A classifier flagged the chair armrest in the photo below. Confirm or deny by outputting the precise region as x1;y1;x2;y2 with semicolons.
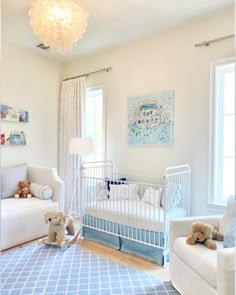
217;248;235;295
27;166;64;209
169;215;223;252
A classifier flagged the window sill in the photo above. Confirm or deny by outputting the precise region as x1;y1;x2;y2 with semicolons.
207;203;226;215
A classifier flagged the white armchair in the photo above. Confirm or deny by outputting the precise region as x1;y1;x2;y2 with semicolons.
169;195;235;295
1;166;64;250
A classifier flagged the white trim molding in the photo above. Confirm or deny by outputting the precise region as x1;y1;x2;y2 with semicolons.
207;203;226;215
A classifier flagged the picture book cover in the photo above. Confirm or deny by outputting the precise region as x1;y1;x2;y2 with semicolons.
19;110;29;123
1;105;9;120
11;132;26;145
8;108;19;122
0;134;5;145
4;132;11;145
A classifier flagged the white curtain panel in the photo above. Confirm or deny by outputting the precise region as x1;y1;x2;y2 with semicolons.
59;77;85;217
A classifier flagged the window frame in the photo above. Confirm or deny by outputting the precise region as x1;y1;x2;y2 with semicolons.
81;85;106;162
208;57;235;207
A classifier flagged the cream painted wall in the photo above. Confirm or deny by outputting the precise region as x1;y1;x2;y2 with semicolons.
1;44;62;168
62;9;235;215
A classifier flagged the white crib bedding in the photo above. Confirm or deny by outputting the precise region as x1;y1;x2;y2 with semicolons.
84;200;186;232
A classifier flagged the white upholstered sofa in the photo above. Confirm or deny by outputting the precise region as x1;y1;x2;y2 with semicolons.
169;195;235;295
1;164;64;250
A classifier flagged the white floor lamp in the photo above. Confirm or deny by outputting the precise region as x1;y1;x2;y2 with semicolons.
69;137;93;217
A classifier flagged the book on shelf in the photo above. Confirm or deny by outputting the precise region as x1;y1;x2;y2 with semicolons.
0;131;26;145
11;131;26;145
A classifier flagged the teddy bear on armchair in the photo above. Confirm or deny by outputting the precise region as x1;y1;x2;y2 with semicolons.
186;221;224;250
15;180;32;199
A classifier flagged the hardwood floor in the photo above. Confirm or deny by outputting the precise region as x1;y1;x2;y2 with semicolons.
2;237;170;281
79;239;170;281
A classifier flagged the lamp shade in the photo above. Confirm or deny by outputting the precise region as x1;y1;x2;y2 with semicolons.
69;138;93;155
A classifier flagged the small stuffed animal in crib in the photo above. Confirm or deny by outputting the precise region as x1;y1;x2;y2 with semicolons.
186;222;224;250
15;180;32;198
44;210;75;244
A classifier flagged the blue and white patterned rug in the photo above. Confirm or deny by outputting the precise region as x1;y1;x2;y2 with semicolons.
1;244;179;295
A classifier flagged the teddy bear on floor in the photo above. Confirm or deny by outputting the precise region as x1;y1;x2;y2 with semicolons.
186;222;224;250
44;210;75;244
15;180;32;199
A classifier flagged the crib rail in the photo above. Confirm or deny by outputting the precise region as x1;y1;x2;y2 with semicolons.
80;161;191;265
81;161;113;179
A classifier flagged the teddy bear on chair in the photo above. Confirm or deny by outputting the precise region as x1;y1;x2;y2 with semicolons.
44;210;75;244
186;221;224;250
15;180;32;199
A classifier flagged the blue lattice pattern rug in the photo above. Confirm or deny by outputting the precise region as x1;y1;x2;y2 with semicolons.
1;244;179;295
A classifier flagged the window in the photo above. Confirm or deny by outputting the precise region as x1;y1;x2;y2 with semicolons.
209;58;235;206
81;86;106;162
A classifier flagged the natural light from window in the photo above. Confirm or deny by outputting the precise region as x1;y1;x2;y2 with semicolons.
82;87;105;163
209;59;235;206
222;67;235;199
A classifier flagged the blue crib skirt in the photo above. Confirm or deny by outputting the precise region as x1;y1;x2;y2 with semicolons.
82;226;120;249
82;214;166;265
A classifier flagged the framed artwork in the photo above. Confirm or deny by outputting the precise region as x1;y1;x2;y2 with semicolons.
128;89;174;145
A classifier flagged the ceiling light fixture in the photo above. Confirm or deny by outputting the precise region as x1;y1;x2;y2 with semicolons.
29;0;88;54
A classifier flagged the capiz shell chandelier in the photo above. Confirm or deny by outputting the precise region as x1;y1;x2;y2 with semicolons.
29;0;88;54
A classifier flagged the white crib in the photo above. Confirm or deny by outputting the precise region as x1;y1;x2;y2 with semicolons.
80;161;191;265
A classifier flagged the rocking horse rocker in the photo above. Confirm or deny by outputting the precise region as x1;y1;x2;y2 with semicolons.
38;210;80;247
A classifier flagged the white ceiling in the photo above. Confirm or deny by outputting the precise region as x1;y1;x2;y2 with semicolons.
2;0;234;63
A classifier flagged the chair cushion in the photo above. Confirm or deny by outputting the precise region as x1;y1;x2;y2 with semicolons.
0;163;27;199
1;197;54;214
220;195;236;235
173;237;224;288
223;217;236;248
1;197;58;250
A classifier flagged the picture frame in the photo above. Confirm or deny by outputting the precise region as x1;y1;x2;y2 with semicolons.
127;90;174;145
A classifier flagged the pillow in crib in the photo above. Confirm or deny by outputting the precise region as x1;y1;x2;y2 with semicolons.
142;187;163;207
30;182;53;200
109;184;139;200
96;183;110;201
105;177;127;191
161;182;182;211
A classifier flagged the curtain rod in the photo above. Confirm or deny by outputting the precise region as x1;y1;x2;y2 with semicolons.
63;67;112;81
194;34;235;47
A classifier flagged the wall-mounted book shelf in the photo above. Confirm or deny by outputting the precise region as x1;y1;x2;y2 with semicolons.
1;104;29;123
0;104;28;146
0;131;26;146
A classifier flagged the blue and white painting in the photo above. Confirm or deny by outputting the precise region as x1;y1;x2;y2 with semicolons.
128;90;174;145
